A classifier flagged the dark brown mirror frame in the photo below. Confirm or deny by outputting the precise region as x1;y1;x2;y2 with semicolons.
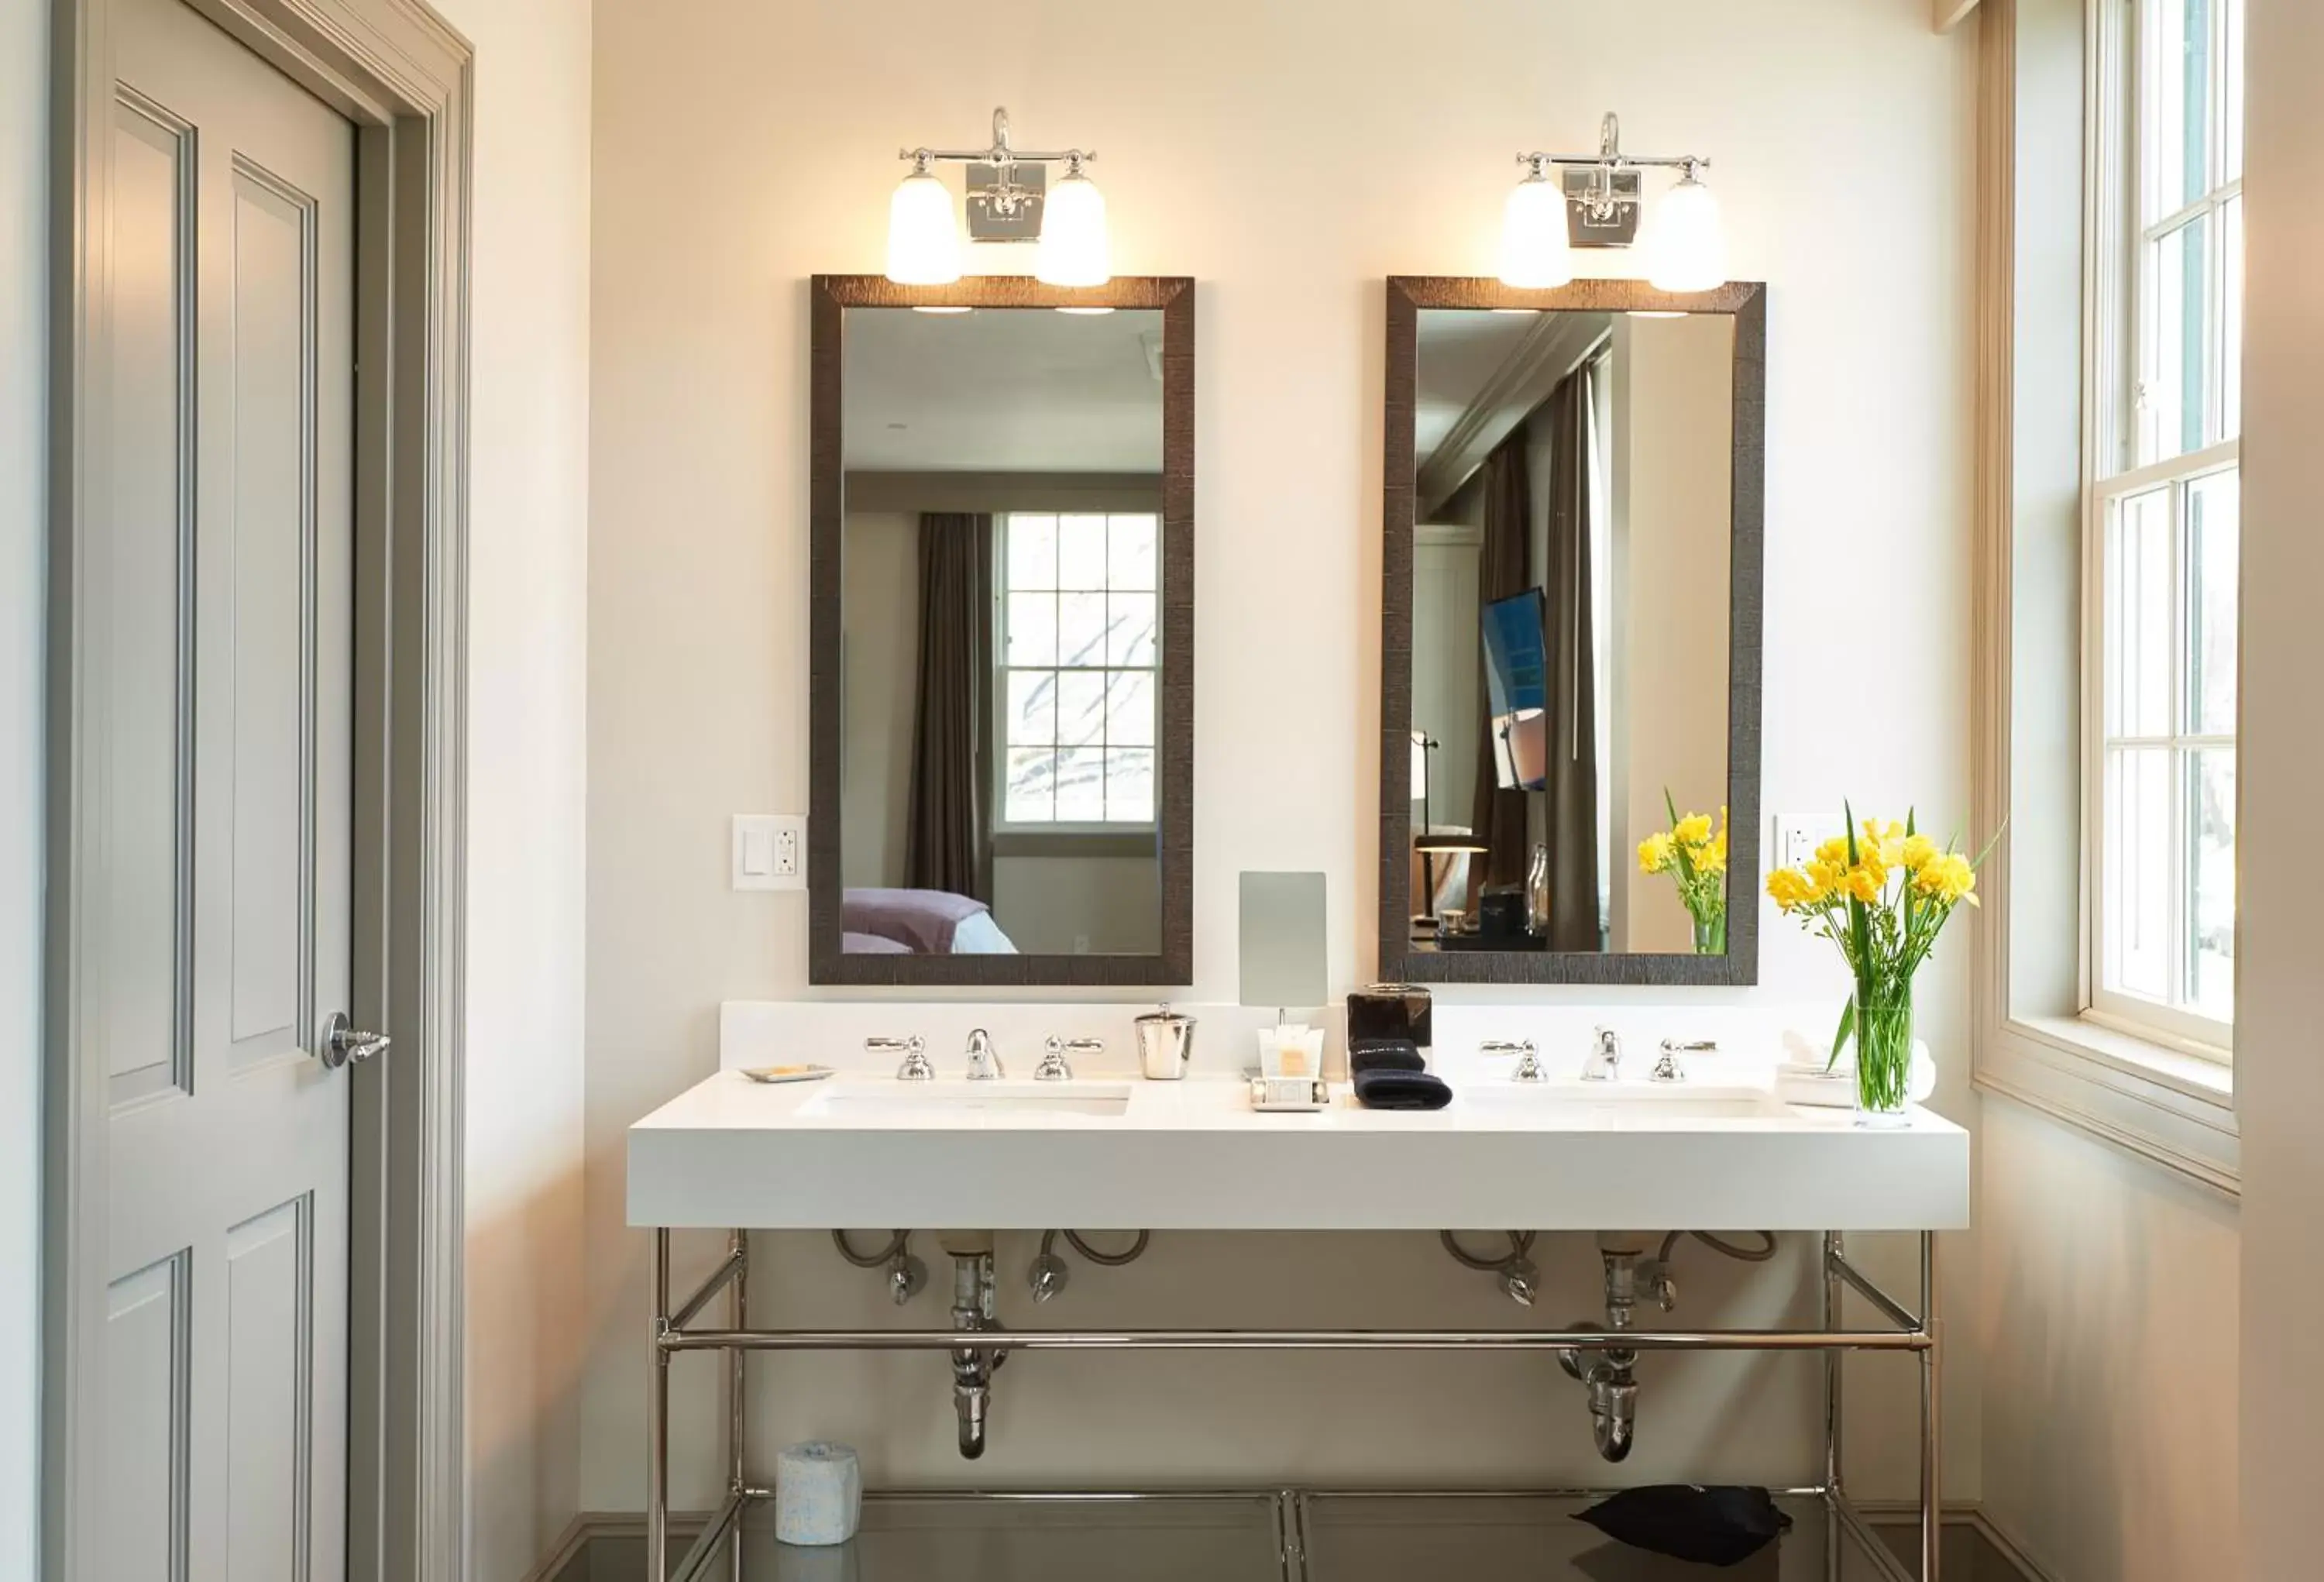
808;273;1195;986
1377;275;1766;985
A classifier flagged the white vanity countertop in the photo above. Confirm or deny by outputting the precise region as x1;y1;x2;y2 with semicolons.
627;1006;1969;1233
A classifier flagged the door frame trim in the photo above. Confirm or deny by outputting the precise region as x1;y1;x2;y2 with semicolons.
43;2;473;1578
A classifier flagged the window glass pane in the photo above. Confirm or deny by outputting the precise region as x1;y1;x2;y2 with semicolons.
1105;671;1155;748
2105;746;2176;1003
1109;514;1158;592
1006;749;1055;824
2143;0;2212;226
1055;671;1105;748
1006;593;1056;666
2223;0;2244;182
1055;748;1106;823
2106;487;2176;738
2188;747;2236;1020
1057;592;1107;666
1007;514;1057;593
1107;592;1157;668
2143;215;2212;463
1106;748;1156;824
1057;514;1109;590
2186;469;2238;736
1006;670;1055;748
2220;194;2243;440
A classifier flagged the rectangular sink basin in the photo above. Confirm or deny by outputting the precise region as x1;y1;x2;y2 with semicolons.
1460;1082;1790;1122
799;1080;1134;1122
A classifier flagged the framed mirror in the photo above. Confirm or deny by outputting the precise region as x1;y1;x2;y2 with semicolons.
810;274;1194;985
1377;277;1765;985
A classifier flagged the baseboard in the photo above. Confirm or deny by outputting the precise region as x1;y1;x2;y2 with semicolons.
1961;1508;2060;1582
529;1498;2049;1581
521;1510;714;1582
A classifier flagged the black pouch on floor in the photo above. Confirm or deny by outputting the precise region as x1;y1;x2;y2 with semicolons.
1573;1485;1792;1567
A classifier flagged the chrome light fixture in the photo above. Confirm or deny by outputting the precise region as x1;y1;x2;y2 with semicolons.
1499;113;1727;294
885;107;1109;288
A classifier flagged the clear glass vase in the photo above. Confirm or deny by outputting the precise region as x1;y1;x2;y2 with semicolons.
1692;911;1726;955
1852;988;1914;1129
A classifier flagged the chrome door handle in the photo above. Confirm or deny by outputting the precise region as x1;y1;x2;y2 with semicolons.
318;1011;391;1071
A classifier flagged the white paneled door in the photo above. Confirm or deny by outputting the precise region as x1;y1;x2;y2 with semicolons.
98;0;357;1576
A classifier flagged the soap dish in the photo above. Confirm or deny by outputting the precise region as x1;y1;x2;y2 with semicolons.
1248;1075;1332;1113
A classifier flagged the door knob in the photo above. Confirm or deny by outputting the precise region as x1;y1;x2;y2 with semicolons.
318;1011;391;1071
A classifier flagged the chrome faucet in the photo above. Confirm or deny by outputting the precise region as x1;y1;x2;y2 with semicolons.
873;1035;933;1082
1582;1027;1622;1082
965;1028;1005;1081
1652;1038;1716;1084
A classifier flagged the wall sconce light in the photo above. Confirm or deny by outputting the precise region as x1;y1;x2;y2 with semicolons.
1499;112;1727;294
885;107;1109;288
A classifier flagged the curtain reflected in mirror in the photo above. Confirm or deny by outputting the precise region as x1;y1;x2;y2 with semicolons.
1409;307;1734;956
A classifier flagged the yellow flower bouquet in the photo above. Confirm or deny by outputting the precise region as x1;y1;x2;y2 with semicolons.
1765;805;1991;1125
1638;793;1728;954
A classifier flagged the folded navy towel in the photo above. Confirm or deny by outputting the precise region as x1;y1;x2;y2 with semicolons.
1352;1066;1452;1110
1348;1039;1425;1073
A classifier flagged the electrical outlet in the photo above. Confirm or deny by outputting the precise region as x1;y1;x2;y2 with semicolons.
1772;814;1818;871
733;813;806;892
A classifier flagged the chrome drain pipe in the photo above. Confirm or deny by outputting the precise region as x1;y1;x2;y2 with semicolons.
1559;1234;1661;1463
944;1242;1005;1459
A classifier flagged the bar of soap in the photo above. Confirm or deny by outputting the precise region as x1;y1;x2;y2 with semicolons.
774;1441;862;1546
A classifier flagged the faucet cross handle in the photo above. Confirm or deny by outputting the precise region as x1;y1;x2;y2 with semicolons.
1480;1038;1545;1084
872;1034;933;1082
965;1027;1005;1081
1652;1038;1717;1083
1583;1026;1622;1082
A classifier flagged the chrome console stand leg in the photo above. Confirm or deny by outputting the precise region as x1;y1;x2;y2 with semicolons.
1823;1229;1844;1582
1920;1230;1941;1581
728;1229;749;1581
649;1226;672;1582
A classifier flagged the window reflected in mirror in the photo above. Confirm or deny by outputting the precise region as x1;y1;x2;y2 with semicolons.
1408;307;1734;957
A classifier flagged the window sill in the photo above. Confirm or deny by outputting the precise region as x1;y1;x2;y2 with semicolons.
1975;1012;2239;1196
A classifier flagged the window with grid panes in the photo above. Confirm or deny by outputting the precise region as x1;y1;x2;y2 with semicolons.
2085;0;2242;1051
996;512;1160;828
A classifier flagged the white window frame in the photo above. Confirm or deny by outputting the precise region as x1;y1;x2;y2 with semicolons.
991;509;1162;835
2079;0;2240;1059
1968;0;2238;1197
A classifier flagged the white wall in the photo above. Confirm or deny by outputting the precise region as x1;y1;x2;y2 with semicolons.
1976;1102;2241;1580
2238;0;2324;1573
586;0;1977;1515
430;0;594;1576
2;0;46;1570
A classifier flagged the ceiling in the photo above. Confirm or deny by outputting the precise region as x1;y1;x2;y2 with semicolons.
843;306;1165;473
1415;310;1548;472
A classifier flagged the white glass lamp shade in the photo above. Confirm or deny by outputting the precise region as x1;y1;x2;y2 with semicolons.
1034;169;1110;287
1497;174;1574;290
1644;174;1727;294
885;170;962;286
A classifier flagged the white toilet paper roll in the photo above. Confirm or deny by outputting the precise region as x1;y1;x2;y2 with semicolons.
773;1442;862;1548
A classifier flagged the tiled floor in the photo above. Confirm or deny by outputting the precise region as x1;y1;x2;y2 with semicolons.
597;1493;2026;1581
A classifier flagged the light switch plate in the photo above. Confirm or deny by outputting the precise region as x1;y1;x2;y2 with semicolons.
733;813;806;892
